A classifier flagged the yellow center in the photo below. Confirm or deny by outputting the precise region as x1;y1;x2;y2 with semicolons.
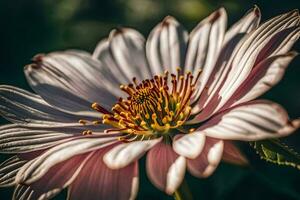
90;69;201;142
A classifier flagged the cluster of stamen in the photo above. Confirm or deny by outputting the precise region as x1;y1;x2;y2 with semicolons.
89;68;201;141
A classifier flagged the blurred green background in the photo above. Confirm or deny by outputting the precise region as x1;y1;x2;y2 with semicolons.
0;0;300;199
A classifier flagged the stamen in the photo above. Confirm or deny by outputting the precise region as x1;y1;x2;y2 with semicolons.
192;69;202;86
90;69;202;142
91;103;111;115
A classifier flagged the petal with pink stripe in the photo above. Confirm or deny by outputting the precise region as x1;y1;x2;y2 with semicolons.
187;137;224;178
68;147;139;200
146;141;186;195
199;100;300;141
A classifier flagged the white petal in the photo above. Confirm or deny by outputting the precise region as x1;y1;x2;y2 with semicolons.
0;122;107;153
0;156;27;187
24;51;117;111
93;28;152;83
203;140;224;177
201;100;300;141
224;6;261;44
103;138;161;169
93;39;130;85
0;85;99;123
185;8;227;102
173;132;206;159
146;16;188;75
13;184;34;200
0;124;76;153
130;176;139;200
207;140;224;164
109;28;152;80
16;137;117;184
166;156;186;195
185;8;227;73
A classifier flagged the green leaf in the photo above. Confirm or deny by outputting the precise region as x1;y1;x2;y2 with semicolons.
250;139;300;170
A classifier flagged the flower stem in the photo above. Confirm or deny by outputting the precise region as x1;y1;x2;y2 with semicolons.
173;179;193;200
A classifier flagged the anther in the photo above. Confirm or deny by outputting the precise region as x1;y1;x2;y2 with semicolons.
189;128;195;133
82;130;92;135
92;102;112;115
132;77;138;86
79;119;88;125
92;120;102;125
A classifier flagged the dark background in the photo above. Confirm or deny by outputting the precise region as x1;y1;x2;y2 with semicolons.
0;0;300;199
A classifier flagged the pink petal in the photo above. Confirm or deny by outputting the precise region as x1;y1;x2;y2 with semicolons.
28;153;91;199
69;146;139;200
187;137;224;178
146;141;186;194
222;141;248;165
16;137;118;184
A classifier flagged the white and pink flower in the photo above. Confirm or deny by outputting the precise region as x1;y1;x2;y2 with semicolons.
0;6;299;200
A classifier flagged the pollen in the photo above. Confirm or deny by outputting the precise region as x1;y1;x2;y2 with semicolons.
92;68;201;141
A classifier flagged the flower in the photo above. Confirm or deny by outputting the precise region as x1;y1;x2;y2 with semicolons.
0;5;299;200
